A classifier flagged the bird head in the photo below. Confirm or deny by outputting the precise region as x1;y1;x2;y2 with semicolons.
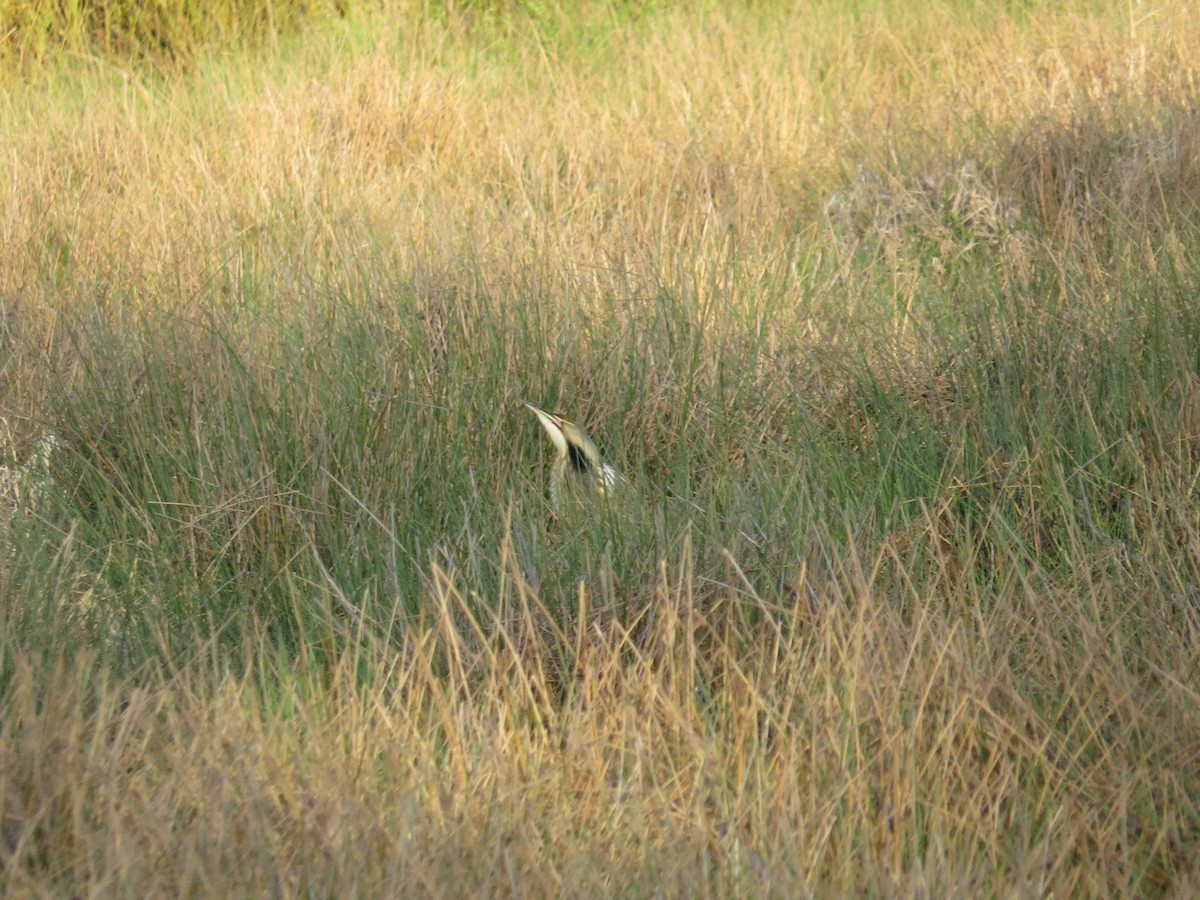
523;401;570;455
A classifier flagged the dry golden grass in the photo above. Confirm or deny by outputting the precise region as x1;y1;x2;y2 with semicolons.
3;0;1200;894
3;1;1195;306
6;537;1197;895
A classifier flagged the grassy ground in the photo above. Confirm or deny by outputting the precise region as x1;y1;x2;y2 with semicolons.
2;0;1200;893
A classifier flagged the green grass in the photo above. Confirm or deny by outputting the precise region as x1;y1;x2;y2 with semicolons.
2;0;1200;894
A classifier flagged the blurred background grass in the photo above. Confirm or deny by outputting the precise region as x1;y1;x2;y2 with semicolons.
2;0;1199;894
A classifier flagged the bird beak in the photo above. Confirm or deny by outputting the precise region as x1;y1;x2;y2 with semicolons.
523;400;569;457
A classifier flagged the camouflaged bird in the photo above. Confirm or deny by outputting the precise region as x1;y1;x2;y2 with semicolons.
523;401;619;514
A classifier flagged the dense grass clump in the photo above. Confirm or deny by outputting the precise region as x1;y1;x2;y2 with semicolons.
1;0;341;68
2;1;1200;894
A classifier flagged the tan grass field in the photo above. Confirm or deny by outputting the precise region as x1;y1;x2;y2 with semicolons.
2;0;1200;894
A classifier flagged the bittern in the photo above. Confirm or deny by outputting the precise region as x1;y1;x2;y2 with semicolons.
523;401;618;513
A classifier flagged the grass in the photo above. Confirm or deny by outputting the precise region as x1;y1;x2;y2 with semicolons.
2;0;1200;893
